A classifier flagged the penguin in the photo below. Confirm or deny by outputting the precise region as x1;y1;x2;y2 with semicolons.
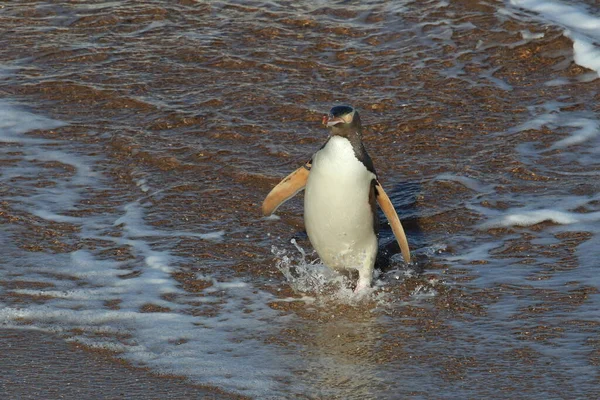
262;105;410;291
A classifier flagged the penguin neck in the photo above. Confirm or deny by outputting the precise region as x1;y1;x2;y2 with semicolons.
332;126;361;147
329;128;376;176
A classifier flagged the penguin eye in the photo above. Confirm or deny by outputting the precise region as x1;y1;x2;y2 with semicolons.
342;112;354;124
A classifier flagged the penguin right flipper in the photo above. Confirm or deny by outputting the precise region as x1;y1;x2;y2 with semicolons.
374;180;411;263
262;161;311;216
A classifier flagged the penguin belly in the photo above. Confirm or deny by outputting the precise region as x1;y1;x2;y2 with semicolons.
304;136;378;285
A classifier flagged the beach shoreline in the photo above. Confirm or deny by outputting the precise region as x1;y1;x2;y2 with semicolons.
0;328;241;400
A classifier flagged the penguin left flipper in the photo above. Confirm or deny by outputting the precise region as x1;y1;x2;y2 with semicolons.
374;180;411;263
262;161;311;216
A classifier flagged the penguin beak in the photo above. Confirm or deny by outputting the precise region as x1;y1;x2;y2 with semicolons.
323;114;344;127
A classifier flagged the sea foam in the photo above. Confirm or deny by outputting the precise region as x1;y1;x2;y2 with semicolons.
511;0;600;76
0;101;290;397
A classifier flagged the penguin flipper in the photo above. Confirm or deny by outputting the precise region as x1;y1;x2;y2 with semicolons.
375;181;411;263
262;162;311;216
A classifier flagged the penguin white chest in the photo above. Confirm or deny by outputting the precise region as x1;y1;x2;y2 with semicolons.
304;136;378;273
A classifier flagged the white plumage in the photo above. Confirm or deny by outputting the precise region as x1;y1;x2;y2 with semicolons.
304;135;378;290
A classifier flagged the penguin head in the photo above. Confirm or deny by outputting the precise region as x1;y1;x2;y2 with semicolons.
322;105;362;134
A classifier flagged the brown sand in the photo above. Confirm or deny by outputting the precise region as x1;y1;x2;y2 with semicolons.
0;329;239;400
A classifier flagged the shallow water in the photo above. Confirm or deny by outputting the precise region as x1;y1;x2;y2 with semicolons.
1;0;600;398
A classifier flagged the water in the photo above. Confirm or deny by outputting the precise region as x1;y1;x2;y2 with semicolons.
1;0;600;398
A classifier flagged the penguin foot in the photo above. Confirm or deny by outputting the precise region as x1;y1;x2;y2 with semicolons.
354;281;371;293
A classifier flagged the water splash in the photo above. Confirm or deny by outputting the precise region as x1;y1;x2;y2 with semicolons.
272;240;352;296
272;239;445;307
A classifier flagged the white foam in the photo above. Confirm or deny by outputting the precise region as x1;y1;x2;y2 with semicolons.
481;66;513;91
410;284;438;299
132;21;168;36
135;177;150;192
510;0;600;76
0;64;21;78
0;100;291;397
0;219;287;397
521;29;545;40
434;173;495;193
461;181;600;289
509;110;557;133
0;101;65;142
115;202;225;240
511;0;600;29
459;85;600;292
551;117;600;148
0;105;104;216
506;101;600;166
544;77;570;86
481;209;600;228
569;31;600;75
264;214;281;221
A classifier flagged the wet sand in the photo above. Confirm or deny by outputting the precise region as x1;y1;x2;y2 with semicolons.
0;329;240;399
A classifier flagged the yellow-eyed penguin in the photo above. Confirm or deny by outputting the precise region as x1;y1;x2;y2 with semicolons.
262;105;410;291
